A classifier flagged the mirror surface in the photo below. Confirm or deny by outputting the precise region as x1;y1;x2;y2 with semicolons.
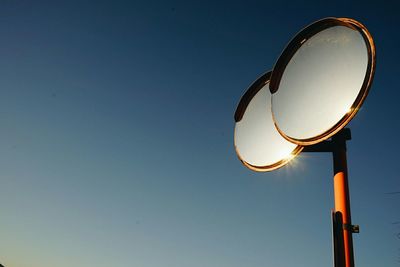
272;25;369;142
235;80;301;171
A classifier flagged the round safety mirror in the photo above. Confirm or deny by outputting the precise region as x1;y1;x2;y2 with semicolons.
234;72;303;171
269;18;376;145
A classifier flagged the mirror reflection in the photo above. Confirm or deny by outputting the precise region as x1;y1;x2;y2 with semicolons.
235;80;301;171
272;25;370;143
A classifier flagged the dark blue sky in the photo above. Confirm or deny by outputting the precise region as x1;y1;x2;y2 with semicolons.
0;1;399;267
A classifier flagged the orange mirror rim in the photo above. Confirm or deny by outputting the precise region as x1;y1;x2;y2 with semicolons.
234;71;303;172
269;17;376;146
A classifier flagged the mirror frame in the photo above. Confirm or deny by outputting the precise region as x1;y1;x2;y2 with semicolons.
234;71;303;171
269;17;376;145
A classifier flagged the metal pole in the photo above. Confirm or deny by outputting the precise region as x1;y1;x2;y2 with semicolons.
303;128;358;267
332;131;355;267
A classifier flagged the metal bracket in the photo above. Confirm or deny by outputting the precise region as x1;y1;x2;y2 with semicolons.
302;128;352;153
343;223;360;233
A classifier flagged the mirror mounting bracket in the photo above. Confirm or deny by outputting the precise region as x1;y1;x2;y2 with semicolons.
302;128;351;153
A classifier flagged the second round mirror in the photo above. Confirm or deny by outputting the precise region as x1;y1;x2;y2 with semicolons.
234;72;302;171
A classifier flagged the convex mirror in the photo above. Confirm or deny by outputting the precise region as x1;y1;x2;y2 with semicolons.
269;18;376;145
234;72;303;171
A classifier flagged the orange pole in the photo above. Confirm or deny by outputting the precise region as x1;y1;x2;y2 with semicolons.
332;137;354;267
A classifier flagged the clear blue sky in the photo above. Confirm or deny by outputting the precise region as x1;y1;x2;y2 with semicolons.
0;1;399;266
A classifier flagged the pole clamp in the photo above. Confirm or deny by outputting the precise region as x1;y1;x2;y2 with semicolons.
343;223;360;233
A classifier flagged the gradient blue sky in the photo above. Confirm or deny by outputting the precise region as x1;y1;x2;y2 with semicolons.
0;1;399;267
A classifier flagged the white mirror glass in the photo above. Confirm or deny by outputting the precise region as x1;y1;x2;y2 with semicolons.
272;25;369;142
235;81;300;171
